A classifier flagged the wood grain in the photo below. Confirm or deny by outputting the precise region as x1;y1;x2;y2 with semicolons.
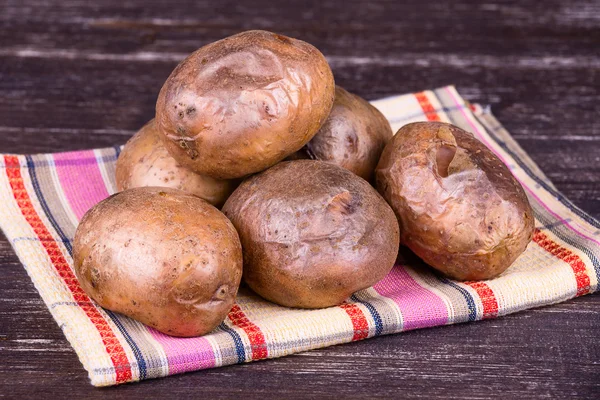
0;0;599;398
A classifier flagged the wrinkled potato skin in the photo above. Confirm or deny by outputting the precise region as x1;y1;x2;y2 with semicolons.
73;187;243;337
294;86;393;181
156;30;335;179
115;120;237;207
223;161;400;308
376;122;534;281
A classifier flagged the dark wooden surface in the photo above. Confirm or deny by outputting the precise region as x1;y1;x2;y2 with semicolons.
1;0;599;398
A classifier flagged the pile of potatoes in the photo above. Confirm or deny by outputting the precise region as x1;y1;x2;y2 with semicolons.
73;30;534;337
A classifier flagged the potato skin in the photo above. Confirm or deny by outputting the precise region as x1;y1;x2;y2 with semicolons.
155;30;335;179
73;187;243;337
375;122;534;281
115;120;237;207
222;160;400;308
294;86;393;181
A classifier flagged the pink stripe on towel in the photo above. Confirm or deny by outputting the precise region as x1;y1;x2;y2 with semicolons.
53;151;110;219
374;265;448;330
149;328;216;374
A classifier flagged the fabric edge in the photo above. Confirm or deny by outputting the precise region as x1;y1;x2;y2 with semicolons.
472;105;557;190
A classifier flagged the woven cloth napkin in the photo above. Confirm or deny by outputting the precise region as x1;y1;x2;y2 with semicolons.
1;86;598;387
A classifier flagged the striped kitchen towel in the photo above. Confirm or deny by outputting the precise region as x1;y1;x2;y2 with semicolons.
0;86;598;387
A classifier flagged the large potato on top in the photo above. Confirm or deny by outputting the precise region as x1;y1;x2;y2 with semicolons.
115;119;236;207
155;30;335;179
73;187;243;337
223;160;400;308
293;86;393;181
375;122;534;281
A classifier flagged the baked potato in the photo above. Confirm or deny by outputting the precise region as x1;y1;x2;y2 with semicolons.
115;119;236;207
293;86;392;181
155;30;335;179
73;187;243;337
223;160;400;308
375;122;534;281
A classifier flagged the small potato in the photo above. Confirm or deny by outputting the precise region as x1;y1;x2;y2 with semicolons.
376;122;534;281
155;30;335;179
73;187;243;337
293;86;393;181
223;160;400;308
115;120;237;207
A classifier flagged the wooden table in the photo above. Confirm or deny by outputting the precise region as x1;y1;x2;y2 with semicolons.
1;0;599;398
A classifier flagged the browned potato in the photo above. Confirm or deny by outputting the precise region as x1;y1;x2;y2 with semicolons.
223;160;400;308
155;30;335;179
292;86;393;181
115;119;237;207
73;187;243;337
375;122;534;281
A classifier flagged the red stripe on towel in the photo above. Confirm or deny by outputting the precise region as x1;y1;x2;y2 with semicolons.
415;92;441;121
3;155;133;384
464;281;499;319
533;228;591;296
340;303;370;341
228;304;268;360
